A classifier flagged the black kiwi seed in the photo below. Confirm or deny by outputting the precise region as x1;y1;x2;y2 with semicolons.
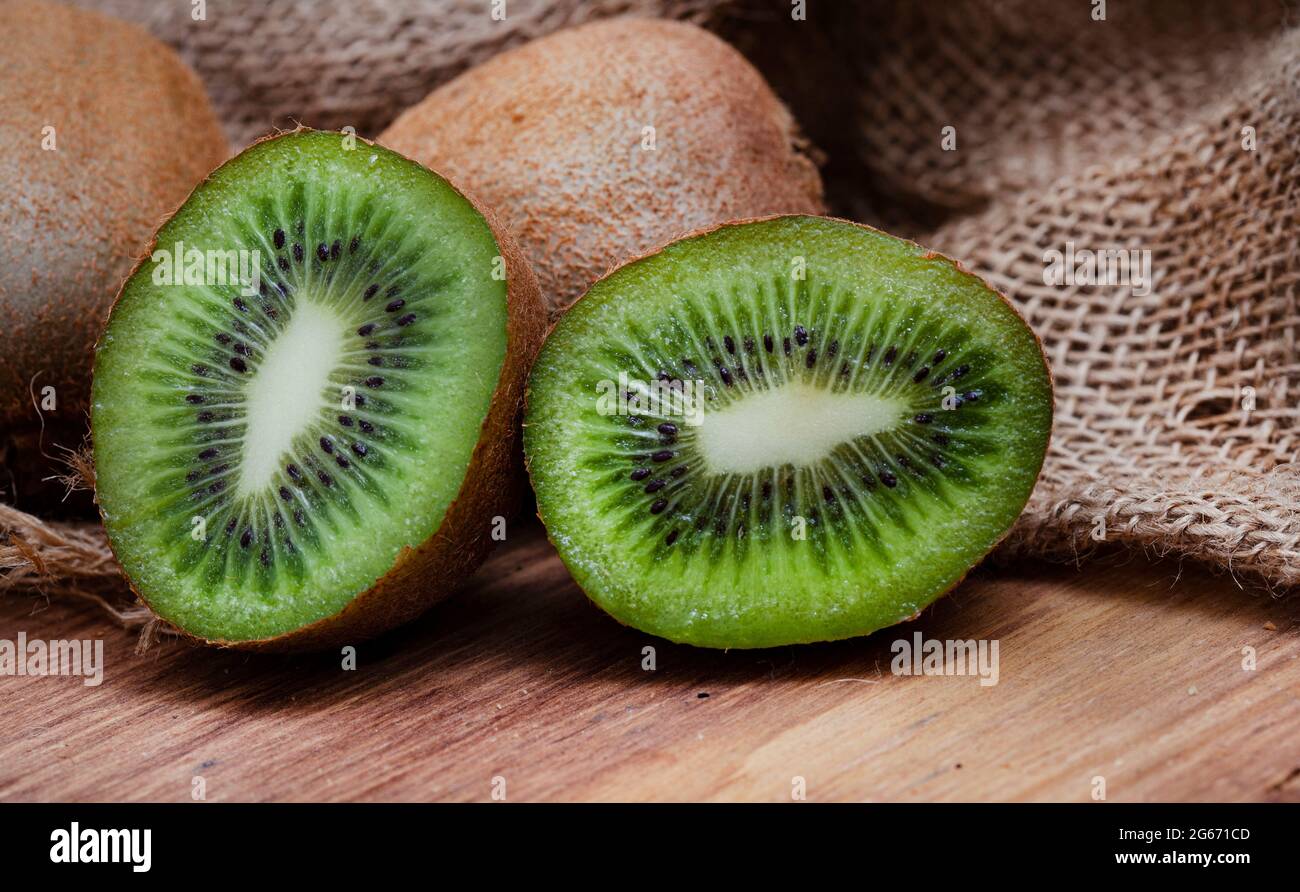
763;334;774;352
339;415;354;427
397;313;417;326
783;337;792;355
229;357;247;373
630;468;651;481
351;442;367;457
349;236;360;254
198;448;218;460
963;390;981;402
761;481;772;499
286;464;302;480
279;486;292;501
358;420;374;433
385;299;405;313
933;349;947;363
331;240;342;260
715;362;733;387
670;465;687;478
293;243;304;263
186;393;204;404
657;422;678;436
652;450;674;462
883;346;897;365
316;243;329;262
358;323;375;336
794;325;809;346
354;394;366;407
319;436;334;454
240;529;253;549
665;530;680;546
932;433;950;446
880;470;898;488
368;357;384;367
273;229;285;249
364;284;379;300
233;342;249;355
317;471;333;487
951;364;970;380
191;363;209;376
822;485;835;503
336;455;351;469
915;413;933;424
724;336;735;354
805;349;817;368
225;518;237;535
208;480;226;494
913;366;930;383
278;256;290;273
650;499;668;515
365;376;384;388
645;479;666;493
196;411;213;423
214;333;231;345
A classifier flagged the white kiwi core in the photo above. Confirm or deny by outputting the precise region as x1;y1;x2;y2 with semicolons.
696;380;908;475
236;299;347;497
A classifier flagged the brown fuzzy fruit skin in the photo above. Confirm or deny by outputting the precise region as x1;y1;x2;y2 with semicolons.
94;131;548;652
380;18;825;320
0;0;227;514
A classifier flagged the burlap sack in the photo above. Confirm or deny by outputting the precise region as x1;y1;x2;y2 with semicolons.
4;0;1298;628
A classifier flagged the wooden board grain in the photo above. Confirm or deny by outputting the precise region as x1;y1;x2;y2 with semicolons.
0;519;1296;802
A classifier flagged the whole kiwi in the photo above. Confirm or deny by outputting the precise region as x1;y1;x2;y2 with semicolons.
0;0;227;514
380;18;826;319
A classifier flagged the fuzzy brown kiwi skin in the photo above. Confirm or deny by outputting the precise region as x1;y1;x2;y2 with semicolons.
380;18;826;321
525;214;1055;647
92;129;548;653
0;0;228;515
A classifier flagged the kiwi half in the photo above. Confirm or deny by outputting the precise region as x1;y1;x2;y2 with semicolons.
92;130;544;649
524;216;1052;649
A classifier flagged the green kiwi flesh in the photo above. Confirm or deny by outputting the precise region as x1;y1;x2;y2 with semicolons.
524;216;1053;649
92;131;513;643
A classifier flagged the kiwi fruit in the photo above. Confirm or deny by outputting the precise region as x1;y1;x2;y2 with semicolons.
0;0;227;514
91;129;545;650
380;18;825;319
524;215;1053;649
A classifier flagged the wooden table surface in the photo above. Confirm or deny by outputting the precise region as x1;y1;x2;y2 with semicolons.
1;519;1297;802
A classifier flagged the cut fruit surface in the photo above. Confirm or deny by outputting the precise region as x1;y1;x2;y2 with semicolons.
524;216;1053;649
92;130;543;646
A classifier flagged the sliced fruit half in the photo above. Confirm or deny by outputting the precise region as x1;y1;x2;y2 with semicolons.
524;215;1052;649
92;129;544;649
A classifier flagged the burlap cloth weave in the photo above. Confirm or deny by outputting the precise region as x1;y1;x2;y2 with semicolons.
5;0;1298;625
